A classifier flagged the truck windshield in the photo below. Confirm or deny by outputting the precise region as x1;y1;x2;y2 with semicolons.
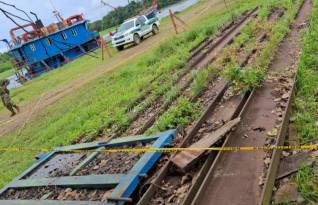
118;20;134;32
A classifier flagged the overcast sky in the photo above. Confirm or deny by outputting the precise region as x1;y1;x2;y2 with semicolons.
0;0;129;52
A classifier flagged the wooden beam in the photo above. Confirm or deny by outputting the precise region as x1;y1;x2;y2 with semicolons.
171;118;241;171
277;151;312;180
169;9;178;34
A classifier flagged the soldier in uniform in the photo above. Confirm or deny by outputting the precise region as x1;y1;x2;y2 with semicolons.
0;79;19;116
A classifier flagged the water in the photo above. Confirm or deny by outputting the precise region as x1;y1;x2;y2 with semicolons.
157;0;200;19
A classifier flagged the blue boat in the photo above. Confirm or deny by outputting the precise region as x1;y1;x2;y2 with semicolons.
5;14;100;79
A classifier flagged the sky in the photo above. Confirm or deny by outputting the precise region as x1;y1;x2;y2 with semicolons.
0;0;129;52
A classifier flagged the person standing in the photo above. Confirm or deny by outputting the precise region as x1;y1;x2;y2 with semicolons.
0;79;19;117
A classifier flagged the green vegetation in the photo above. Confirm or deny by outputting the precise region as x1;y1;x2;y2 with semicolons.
296;165;318;203
294;0;318;203
89;0;183;32
294;0;318;144
0;0;306;191
0;0;258;187
0;69;14;79
7;49;112;107
149;0;301;135
0;53;12;75
149;98;202;133
221;0;301;92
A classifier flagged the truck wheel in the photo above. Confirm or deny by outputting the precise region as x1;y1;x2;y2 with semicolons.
133;34;141;45
152;24;159;35
116;45;124;51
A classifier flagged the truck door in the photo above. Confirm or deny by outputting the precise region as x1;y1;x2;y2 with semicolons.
137;16;149;35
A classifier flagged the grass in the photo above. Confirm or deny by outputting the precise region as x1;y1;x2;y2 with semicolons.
293;0;318;144
0;69;14;79
221;0;302;92
0;0;219;113
296;165;318;203
99;26;117;36
0;0;306;191
0;0;258;188
148;97;202;133
0;48;117;113
294;0;318;203
148;0;301;135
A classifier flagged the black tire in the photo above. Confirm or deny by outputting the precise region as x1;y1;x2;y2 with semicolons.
133;34;141;45
152;24;159;35
116;45;124;51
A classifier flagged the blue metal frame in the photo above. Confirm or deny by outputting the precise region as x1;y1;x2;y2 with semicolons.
0;130;176;205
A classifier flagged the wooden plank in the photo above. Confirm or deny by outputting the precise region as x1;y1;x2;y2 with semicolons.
0;200;103;205
277;152;311;180
9;174;124;189
172;118;241;171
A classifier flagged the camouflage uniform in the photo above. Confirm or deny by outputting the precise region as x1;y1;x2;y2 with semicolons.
0;79;19;116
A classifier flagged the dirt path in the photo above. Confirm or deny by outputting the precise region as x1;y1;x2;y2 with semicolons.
0;0;229;137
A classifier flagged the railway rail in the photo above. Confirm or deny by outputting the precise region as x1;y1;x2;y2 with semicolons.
93;8;259;140
190;1;311;205
0;1;311;204
136;2;309;204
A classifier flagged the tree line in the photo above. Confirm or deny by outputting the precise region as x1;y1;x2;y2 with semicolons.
89;0;183;32
0;53;12;74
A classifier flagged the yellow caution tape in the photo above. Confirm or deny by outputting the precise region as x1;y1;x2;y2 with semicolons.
0;145;317;153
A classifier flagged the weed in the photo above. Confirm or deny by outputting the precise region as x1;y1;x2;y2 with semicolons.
191;65;214;96
148;97;202;133
221;0;302;91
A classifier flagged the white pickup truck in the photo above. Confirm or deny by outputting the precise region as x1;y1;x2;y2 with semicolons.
112;13;160;51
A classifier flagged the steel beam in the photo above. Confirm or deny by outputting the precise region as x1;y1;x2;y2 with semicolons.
58;134;160;151
0;200;103;205
8;174;124;189
106;130;176;205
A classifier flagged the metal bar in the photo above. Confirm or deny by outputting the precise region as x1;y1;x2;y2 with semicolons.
259;78;296;205
69;135;116;176
136;8;257;201
182;93;249;205
107;130;176;205
8;174;123;189
58;134;160;151
0;200;103;205
69;147;104;176
107;197;133;203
